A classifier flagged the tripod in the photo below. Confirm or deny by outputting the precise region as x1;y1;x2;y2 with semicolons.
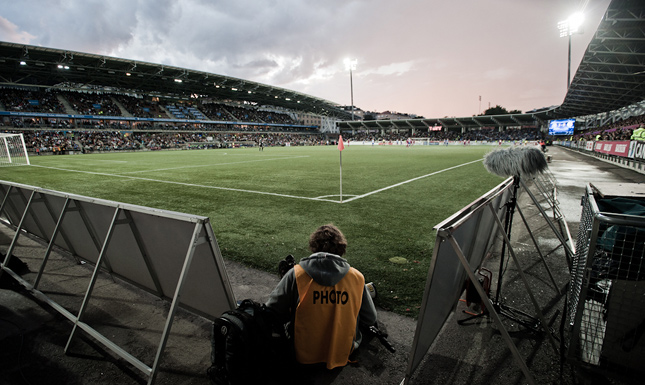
458;176;559;342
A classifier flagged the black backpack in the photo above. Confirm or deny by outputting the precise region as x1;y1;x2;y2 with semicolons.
207;299;277;385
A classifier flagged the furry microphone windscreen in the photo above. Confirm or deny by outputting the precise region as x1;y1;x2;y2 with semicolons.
483;147;548;178
520;147;549;176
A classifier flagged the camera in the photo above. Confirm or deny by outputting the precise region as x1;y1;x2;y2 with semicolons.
278;254;295;278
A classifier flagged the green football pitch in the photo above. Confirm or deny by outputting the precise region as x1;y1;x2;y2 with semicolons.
2;144;506;316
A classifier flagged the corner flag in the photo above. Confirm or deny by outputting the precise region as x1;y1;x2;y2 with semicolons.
338;135;345;202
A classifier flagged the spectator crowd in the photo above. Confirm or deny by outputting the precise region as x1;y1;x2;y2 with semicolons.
2;86;643;155
7;130;326;154
0;87;300;128
343;126;542;144
571;115;645;141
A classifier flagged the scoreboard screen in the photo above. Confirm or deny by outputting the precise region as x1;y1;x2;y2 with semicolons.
548;119;575;136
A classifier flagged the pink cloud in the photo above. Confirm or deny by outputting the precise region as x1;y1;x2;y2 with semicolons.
0;16;35;44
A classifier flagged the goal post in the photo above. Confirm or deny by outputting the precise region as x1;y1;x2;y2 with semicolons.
0;133;31;166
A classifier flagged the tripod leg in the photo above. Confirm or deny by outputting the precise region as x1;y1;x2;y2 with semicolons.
488;203;560;353
520;179;574;268
515;205;561;294
447;235;538;385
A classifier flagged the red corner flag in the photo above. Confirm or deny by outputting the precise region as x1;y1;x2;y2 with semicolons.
338;135;344;202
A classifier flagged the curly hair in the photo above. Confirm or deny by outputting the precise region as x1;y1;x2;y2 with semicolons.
309;224;347;256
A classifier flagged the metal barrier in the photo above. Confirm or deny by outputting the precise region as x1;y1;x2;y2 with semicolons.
0;180;236;384
565;183;645;373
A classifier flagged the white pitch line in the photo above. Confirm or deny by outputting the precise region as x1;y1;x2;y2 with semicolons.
47;159;129;164
121;155;311;174
29;164;338;202
29;158;482;204
340;158;483;203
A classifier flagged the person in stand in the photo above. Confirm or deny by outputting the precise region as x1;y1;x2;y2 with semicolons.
266;224;377;370
631;125;645;141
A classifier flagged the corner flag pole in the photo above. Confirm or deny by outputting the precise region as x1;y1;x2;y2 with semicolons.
338;135;345;202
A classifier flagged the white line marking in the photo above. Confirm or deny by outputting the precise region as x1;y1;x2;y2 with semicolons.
341;158;483;203
47;159;129;164
121;155;311;174
316;194;359;199
29;158;483;203
29;164;339;202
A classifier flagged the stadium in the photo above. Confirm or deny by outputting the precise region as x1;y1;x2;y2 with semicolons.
1;0;644;384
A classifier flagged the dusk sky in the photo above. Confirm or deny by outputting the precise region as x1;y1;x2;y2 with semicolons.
0;0;611;118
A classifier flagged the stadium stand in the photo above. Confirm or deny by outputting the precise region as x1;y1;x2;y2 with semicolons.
573;115;645;141
6;126;326;155
0;88;65;114
112;94;163;118
64;91;123;117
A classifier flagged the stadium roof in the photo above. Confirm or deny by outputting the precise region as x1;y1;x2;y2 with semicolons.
553;0;645;117
0;42;353;120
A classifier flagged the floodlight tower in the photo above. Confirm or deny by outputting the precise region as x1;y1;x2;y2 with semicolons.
344;58;357;121
558;12;584;88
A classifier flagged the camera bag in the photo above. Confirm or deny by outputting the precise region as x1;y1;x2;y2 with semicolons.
207;299;275;385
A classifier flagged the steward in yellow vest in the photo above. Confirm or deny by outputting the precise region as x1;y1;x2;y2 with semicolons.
632;125;645;141
266;224;378;369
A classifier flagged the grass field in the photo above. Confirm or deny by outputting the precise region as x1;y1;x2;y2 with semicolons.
1;144;506;316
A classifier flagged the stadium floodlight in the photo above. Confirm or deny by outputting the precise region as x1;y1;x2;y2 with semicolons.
558;12;584;88
344;58;357;121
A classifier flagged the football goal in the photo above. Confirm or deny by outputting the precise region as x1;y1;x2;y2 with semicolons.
0;133;30;166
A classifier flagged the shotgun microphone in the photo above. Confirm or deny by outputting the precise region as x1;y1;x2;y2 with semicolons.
483;146;548;178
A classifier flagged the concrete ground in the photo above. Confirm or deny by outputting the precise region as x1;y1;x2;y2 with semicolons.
1;145;643;385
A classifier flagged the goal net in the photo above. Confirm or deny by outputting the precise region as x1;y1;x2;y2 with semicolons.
0;133;31;166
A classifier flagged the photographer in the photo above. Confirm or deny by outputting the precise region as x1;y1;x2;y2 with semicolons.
266;224;377;369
